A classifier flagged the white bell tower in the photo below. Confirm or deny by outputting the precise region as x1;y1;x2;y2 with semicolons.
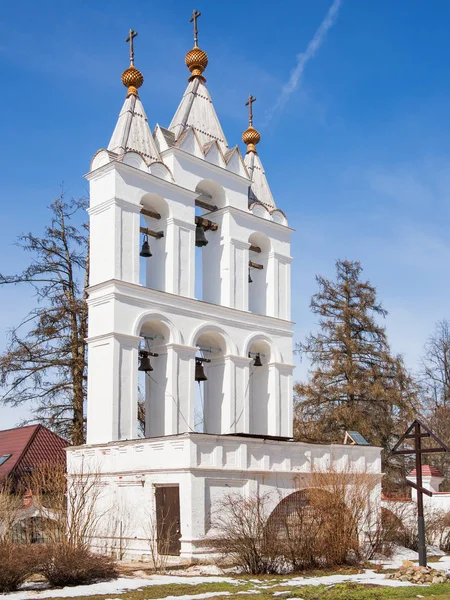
67;15;382;562
85;21;294;446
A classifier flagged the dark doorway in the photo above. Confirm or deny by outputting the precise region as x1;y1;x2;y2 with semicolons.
155;485;181;556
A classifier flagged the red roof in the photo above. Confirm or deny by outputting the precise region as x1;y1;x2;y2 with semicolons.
407;464;444;478
0;424;69;482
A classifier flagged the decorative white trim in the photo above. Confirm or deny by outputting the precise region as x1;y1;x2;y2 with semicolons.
86;332;142;344
268;251;293;264
160;147;251;186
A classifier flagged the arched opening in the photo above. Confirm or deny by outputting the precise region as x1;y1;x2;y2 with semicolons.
139;194;168;292
248;232;270;315
248;339;271;435
194;329;226;433
266;488;356;568
138;319;171;438
194;180;225;304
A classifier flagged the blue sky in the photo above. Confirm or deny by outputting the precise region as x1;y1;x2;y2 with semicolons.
1;0;450;427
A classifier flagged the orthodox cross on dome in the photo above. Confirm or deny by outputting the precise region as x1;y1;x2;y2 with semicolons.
190;10;201;47
245;94;256;127
121;29;143;97
242;94;261;154
126;28;138;66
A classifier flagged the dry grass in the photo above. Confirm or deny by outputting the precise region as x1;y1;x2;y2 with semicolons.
25;580;450;600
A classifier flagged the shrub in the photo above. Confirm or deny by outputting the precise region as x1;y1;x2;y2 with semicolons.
211;468;381;573
37;543;117;587
212;492;280;574
0;543;37;592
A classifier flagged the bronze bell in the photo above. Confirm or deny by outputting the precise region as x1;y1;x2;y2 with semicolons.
140;234;152;258
195;358;208;381
195;223;208;247
253;353;263;367
138;350;153;372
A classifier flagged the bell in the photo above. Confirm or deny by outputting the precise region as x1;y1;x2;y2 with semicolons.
195;358;208;381
248;268;253;284
195;223;209;247
138;350;153;372
140;235;152;258
253;353;263;367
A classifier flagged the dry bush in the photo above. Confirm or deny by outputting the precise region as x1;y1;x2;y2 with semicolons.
0;480;23;542
212;492;281;574
396;505;449;551
29;460;103;548
37;543;117;587
268;468;381;568
144;506;172;572
0;543;37;592
211;468;382;573
438;511;450;551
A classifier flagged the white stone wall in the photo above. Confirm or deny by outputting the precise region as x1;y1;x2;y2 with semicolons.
67;435;381;560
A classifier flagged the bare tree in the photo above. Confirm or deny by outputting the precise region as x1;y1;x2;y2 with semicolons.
0;193;88;444
419;320;450;488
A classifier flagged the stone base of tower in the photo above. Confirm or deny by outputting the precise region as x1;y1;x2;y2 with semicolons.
66;433;381;562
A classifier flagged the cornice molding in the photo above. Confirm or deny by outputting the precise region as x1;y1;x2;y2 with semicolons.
161;146;250;187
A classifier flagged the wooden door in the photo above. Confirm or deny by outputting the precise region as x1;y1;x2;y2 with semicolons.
155;485;181;556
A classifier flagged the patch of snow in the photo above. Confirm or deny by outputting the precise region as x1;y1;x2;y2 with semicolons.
371;545;449;570
8;575;240;600
427;545;446;557
134;594;232;600
183;565;224;576
281;569;414;588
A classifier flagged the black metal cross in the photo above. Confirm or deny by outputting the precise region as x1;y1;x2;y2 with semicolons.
126;29;138;66
245;94;256;127
389;419;450;567
190;10;201;47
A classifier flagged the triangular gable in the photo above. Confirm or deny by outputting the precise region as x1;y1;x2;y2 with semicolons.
204;141;226;168
226;146;249;178
177;127;204;158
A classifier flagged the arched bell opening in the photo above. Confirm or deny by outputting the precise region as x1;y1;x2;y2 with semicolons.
248;339;271;435
138;319;171;438
248;232;270;315
194;180;224;304
194;330;226;434
139;193;168;292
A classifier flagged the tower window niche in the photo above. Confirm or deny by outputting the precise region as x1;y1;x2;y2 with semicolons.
139;194;168;292
194;331;226;434
248;232;270;315
195;180;224;304
138;319;169;438
248;340;271;435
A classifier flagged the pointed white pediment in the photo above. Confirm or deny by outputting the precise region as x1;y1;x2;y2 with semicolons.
108;95;161;163
204;141;226;168
168;79;228;153
177;127;204;158
245;152;276;210
226;146;249;178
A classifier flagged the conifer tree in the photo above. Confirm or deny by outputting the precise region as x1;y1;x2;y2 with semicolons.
294;260;417;451
0;194;88;445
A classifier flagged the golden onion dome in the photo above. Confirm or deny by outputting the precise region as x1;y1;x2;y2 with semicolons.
242;125;261;154
185;46;208;82
122;65;144;97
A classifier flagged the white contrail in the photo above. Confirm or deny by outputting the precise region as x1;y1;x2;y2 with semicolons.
267;0;342;120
